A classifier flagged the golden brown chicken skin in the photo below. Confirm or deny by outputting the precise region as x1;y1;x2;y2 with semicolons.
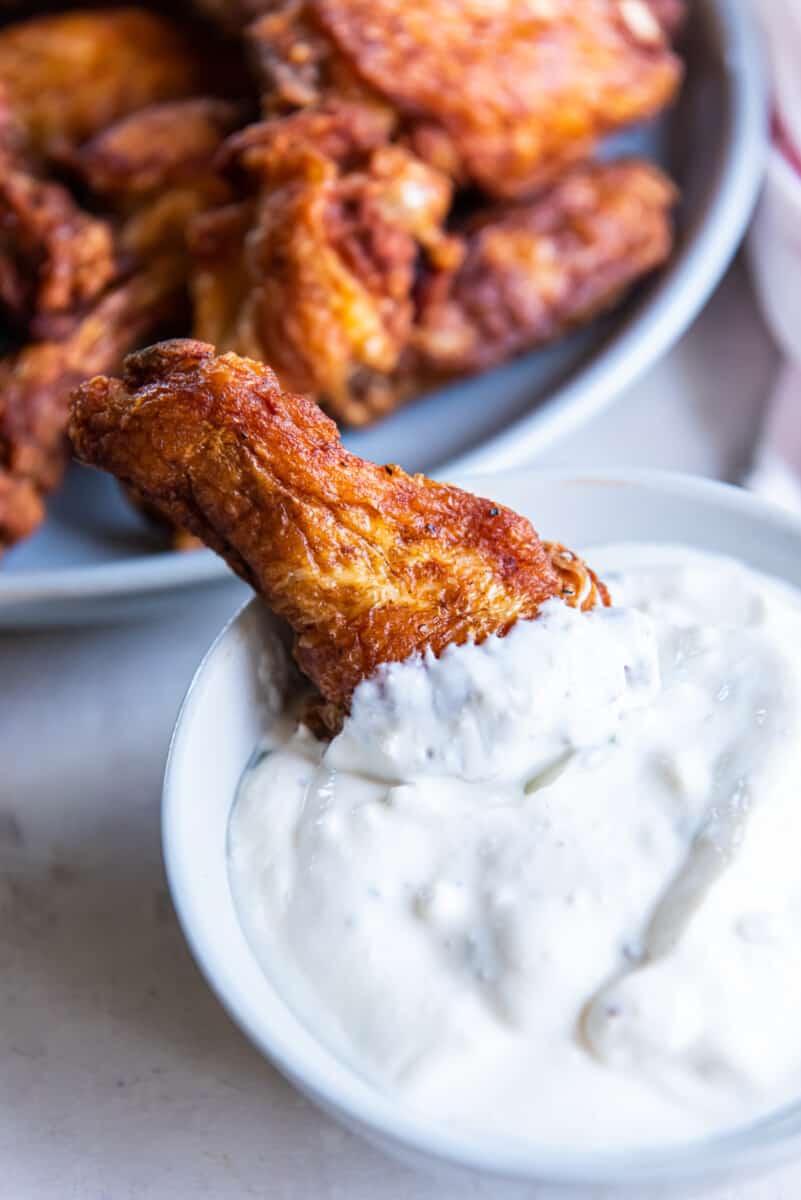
187;0;679;423
249;0;387;117
0;151;116;338
0;8;204;162
0;9;218;338
191;100;401;366
192;127;460;425
70;339;607;704
247;0;682;197
0;86;243;553
0;89;116;336
0;263;185;550
73;99;243;203
191;153;673;423
412;159;676;377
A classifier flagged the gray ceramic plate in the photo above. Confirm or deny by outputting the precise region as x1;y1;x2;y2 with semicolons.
0;0;767;627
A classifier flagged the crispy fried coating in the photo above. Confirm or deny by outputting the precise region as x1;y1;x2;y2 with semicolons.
121;189;229;276
246;0;681;197
0;89;116;335
249;0;386;116
72;96;239;259
192;134;460;424
72;94;239;288
186;3;679;424
0;9;203;161
0;151;116;337
221;100;395;174
412;159;676;376
0;85;244;551
191;155;673;422
69;339;607;704
0;263;185;550
0;0;683;555
189;201;256;354
318;0;682;195
73;99;242;202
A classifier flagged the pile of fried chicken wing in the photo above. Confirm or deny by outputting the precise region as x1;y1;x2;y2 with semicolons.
0;0;683;555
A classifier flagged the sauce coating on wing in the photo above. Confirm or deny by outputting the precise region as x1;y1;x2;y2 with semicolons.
69;339;606;704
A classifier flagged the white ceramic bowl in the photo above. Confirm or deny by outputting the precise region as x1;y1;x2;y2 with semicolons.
163;470;801;1191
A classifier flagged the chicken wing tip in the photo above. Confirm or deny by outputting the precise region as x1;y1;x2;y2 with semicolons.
120;338;217;388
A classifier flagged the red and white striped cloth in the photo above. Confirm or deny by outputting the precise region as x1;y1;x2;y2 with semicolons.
747;0;801;509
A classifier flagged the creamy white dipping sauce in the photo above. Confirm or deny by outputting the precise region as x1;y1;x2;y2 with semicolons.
229;546;801;1149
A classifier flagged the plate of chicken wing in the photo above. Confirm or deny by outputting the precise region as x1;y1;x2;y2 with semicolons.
0;0;765;625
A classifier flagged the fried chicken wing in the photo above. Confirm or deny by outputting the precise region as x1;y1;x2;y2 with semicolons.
247;0;682;197
73;95;239;292
192;134;460;424
412;159;676;377
0;89;116;336
0;151;116;337
0;9;204;162
0;84;245;553
69;339;607;704
321;0;681;195
189;201;255;353
190;103;395;363
0;262;185;550
249;1;387;117
73;99;243;203
222;100;395;174
191;154;673;422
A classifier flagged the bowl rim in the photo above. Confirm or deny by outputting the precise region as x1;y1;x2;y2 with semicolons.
163;469;801;1187
0;0;767;616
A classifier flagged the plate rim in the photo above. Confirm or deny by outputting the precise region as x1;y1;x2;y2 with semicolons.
0;0;768;608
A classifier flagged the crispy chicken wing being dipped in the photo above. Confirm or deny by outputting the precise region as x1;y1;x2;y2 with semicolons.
70;339;607;708
246;0;683;197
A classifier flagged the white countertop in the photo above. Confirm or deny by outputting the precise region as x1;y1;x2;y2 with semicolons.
2;263;796;1200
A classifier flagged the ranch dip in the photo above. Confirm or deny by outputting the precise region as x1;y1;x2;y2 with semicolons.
229;546;801;1148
